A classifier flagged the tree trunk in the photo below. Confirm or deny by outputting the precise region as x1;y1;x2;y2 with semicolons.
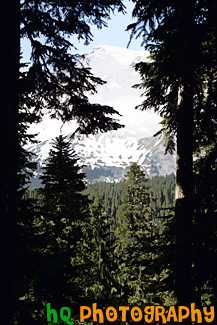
175;82;194;314
0;0;20;322
174;4;196;321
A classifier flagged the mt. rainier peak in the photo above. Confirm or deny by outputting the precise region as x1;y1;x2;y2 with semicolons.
28;45;175;184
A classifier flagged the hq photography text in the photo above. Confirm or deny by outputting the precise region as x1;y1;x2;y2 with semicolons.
47;302;215;324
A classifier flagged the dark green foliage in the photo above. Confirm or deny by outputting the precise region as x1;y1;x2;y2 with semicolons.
14;103;41;324
15;135;90;323
128;0;217;309
38;135;89;306
14;194;42;324
3;1;127;321
191;4;217;307
72;197;119;310
17;81;39;192
85;173;175;222
114;163;162;307
193;146;217;306
83;170;174;317
40;135;88;225
148;174;175;218
84;181;125;224
15;151;177;323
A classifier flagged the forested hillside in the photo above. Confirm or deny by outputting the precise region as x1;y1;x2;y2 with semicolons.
84;173;175;221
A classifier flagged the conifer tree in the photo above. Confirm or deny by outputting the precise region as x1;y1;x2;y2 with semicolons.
1;2;125;318
115;163;160;307
14;105;43;324
40;135;88;231
19;135;90;323
73;197;119;314
127;0;217;312
192;15;217;307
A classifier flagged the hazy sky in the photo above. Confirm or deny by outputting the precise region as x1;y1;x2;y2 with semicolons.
73;0;143;54
21;0;143;60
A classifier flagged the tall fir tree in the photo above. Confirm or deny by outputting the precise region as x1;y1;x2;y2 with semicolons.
16;135;89;323
72;196;119;320
115;163;160;309
1;1;125;318
0;1;20;317
14;105;41;324
127;0;217;313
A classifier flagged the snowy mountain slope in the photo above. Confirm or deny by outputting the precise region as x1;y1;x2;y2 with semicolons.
28;128;175;186
84;45;149;98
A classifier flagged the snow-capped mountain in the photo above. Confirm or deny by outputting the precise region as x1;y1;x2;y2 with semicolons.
27;45;176;184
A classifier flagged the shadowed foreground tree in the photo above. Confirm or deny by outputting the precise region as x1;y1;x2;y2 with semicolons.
127;0;217;316
14;106;40;324
37;135;89;321
15;135;90;323
0;0;125;321
0;0;20;319
192;21;217;311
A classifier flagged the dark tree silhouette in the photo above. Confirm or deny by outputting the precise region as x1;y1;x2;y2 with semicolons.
127;0;217;317
0;1;125;322
0;0;20;321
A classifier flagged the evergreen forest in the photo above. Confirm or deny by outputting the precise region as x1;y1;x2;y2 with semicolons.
0;0;216;324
